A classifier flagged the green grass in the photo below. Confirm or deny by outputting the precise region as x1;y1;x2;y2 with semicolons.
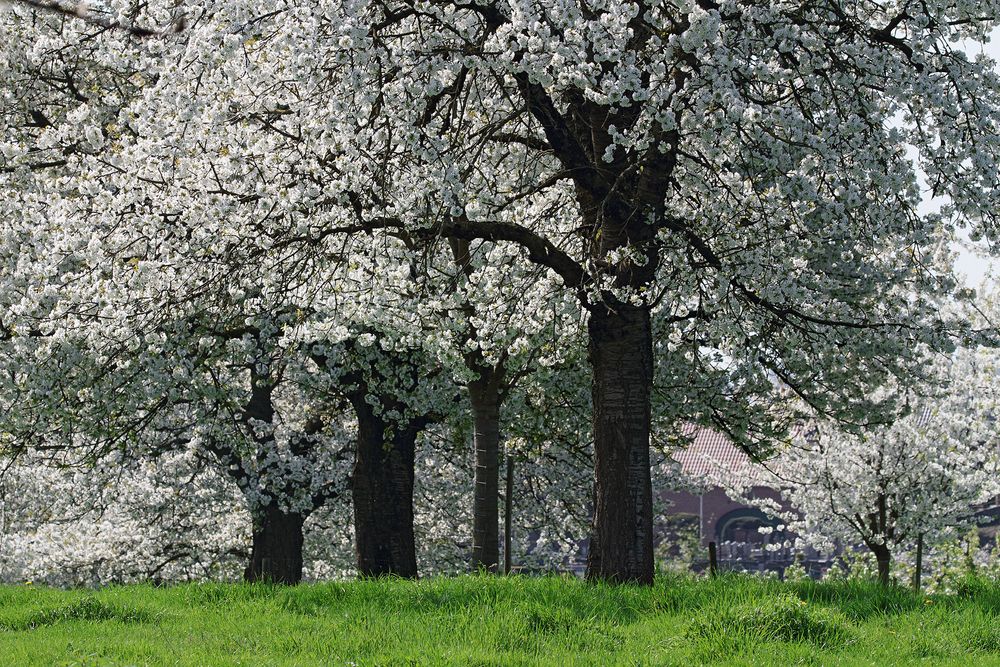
1;574;999;665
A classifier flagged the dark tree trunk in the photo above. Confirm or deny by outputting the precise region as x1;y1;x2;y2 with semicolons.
871;543;892;587
244;504;305;585
585;302;655;585
352;402;419;578
469;375;502;572
510;53;674;586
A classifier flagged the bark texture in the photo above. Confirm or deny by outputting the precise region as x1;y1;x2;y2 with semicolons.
244;504;305;585
860;492;896;587
469;375;502;571
449;237;507;573
351;397;421;578
585;303;655;584
872;543;892;587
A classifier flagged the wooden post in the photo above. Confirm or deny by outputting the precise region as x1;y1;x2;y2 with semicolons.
913;533;924;594
708;541;718;578
503;454;514;575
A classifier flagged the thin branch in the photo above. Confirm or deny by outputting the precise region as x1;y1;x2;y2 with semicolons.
10;0;185;38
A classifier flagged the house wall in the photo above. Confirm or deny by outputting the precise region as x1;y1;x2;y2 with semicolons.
661;486;784;548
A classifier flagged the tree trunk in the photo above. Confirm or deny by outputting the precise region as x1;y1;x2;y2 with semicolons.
244;504;305;585
352;404;419;578
871;543;892;587
469;375;501;572
585;302;655;585
912;533;923;593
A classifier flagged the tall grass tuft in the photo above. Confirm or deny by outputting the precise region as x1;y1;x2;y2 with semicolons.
687;592;852;652
1;595;155;631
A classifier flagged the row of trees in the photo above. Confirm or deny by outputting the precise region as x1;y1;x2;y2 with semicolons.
4;339;998;587
1;0;1000;584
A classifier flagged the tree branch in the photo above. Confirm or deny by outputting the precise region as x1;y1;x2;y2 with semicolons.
10;0;184;37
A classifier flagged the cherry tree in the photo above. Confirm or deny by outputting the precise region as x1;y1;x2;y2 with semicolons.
318;0;1000;583
434;236;585;570
6;0;1000;587
1;0;592;580
748;347;1000;586
5;0;184;36
0;447;248;586
0;0;462;584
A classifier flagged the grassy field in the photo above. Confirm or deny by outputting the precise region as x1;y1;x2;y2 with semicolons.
1;574;999;666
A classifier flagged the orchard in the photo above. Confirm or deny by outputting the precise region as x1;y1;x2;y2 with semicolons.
2;4;1000;660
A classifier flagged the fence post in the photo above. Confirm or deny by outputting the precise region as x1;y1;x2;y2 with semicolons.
913;533;924;594
503;454;514;575
708;541;718;578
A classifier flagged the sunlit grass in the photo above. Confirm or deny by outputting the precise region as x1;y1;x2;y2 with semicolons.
0;573;998;665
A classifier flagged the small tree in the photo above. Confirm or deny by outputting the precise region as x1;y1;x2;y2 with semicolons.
752;349;1000;586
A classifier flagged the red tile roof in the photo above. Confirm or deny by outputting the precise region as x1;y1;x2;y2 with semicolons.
672;424;753;480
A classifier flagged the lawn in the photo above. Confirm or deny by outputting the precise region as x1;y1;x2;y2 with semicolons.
1;574;999;666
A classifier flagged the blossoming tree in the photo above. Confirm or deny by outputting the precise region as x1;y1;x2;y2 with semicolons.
320;0;1000;583
5;0;1000;587
748;347;1000;585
